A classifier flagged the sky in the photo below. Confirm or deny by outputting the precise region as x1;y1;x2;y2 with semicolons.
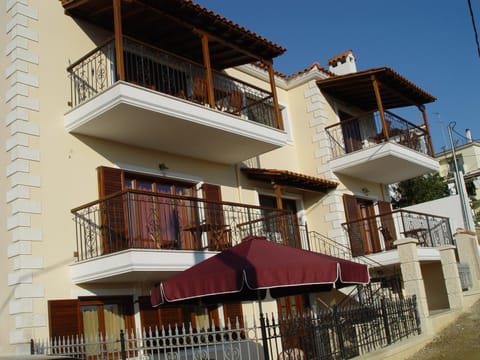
196;0;480;153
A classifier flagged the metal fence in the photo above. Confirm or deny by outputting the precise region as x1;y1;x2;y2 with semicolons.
32;296;420;360
325;110;432;159
72;189;299;261
67;36;278;128
342;209;453;257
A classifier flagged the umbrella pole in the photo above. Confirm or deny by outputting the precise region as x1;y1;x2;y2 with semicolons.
258;290;270;360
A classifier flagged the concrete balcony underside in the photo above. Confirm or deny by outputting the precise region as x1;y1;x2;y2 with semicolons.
330;142;439;184
70;249;217;284
64;82;287;164
365;246;441;267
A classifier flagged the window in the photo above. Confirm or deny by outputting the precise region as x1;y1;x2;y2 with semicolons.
96;166;225;252
49;296;134;340
138;296;244;332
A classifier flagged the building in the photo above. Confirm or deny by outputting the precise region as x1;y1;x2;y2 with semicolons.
2;0;475;356
436;130;480;228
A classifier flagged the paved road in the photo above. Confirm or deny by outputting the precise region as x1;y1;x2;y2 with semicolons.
407;299;480;359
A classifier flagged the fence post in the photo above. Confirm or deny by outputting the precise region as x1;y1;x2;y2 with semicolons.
381;298;392;345
259;313;270;360
333;305;346;359
120;329;126;360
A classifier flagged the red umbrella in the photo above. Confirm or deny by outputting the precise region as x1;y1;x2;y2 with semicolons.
151;236;369;306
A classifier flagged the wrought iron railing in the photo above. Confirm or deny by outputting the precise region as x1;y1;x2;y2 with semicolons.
32;296;420;360
325;109;433;159
72;189;300;261
67;36;278;128
342;209;453;257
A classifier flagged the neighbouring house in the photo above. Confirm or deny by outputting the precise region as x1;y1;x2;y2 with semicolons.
1;0;478;358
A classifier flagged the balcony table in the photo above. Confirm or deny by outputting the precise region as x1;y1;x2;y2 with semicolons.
184;223;231;251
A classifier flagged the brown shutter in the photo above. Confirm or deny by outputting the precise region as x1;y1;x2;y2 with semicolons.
98;166;123;196
343;194;364;257
378;201;396;250
138;296;159;332
158;306;183;328
223;302;244;329
97;166;127;253
207;305;220;329
202;184;230;250
48;299;80;338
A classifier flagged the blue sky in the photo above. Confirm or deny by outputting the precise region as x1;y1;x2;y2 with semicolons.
196;0;480;153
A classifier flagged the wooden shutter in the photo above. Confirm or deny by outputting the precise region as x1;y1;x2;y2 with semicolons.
378;201;396;250
343;194;364;257
223;302;244;329
202;184;230;250
158;306;183;328
97;166;127;253
48;299;80;338
138;296;159;333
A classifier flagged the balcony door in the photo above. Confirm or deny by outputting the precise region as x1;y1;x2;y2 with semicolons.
340;111;362;153
343;194;381;256
258;195;300;247
124;175;197;250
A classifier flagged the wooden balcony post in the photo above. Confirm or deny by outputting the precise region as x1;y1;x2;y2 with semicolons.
264;60;284;130
200;32;216;108
113;0;125;81
371;75;388;139
273;184;283;209
419;106;435;155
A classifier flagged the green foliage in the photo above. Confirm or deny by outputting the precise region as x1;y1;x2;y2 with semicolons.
392;173;450;208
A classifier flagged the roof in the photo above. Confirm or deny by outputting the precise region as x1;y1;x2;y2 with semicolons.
316;67;436;110
241;168;338;193
59;0;286;70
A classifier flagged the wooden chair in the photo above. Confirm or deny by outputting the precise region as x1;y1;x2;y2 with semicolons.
190;77;207;105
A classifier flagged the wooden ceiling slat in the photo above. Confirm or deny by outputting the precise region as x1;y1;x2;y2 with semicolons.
59;0;285;70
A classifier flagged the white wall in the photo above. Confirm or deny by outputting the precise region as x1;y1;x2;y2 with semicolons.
404;195;474;233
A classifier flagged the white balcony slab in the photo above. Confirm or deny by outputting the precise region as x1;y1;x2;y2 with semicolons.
64;82;287;164
330;142;439;184
70;249;216;284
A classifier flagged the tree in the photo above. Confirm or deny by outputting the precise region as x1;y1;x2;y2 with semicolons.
391;173;450;208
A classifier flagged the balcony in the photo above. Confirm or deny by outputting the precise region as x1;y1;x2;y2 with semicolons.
325;110;439;183
70;190;300;284
342;209;454;263
64;37;287;164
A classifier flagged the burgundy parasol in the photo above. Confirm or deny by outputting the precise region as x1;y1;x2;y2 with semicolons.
151;236;369;306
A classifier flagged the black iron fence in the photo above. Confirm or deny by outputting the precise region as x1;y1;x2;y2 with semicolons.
67;36;278;128
342;209;453;257
32;296;420;360
72;189;299;261
325;109;433;159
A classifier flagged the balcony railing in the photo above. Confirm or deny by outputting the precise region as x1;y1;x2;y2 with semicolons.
325;110;433;159
72;190;300;261
342;209;453;257
67;36;279;129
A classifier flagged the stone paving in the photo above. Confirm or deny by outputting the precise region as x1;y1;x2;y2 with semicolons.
407;299;480;359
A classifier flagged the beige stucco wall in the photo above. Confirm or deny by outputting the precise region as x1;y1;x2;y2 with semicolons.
1;1;397;354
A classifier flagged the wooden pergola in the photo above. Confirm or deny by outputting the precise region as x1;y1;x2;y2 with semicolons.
317;67;437;154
